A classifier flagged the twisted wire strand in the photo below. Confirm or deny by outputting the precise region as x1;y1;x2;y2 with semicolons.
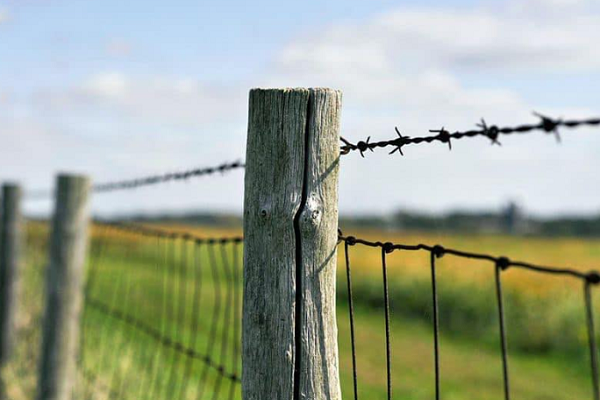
340;115;600;157
26;160;245;200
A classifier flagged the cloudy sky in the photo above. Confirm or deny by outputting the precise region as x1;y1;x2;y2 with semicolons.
1;0;599;217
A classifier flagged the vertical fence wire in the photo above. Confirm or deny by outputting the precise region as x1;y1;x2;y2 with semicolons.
429;249;441;400
494;261;511;400
343;240;359;400
197;243;221;399
381;246;393;400
585;280;600;400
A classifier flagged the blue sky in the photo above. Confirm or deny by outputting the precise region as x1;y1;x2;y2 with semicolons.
1;0;599;217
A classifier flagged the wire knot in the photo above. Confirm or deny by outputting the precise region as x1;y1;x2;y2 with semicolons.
383;242;395;254
586;271;600;285
432;245;445;258
346;236;357;246
356;137;373;157
496;257;511;271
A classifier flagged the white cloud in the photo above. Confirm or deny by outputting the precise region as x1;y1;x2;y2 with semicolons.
83;72;128;98
278;5;600;74
106;39;133;57
37;72;249;131
0;9;9;24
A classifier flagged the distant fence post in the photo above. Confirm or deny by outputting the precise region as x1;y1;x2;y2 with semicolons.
242;88;342;399
37;174;91;400
0;184;22;366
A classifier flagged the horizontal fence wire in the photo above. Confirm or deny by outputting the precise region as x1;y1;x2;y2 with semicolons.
340;114;600;157
79;221;243;400
338;230;600;400
26;160;245;200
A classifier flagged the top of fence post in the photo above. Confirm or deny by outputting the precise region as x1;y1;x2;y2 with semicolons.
242;88;342;400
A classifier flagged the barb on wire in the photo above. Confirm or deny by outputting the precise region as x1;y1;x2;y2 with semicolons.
340;114;600;157
26;160;245;200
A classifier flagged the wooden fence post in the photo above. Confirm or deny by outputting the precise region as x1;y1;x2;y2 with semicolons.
37;174;91;400
0;184;22;366
242;88;342;399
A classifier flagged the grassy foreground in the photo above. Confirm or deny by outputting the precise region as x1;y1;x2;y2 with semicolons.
2;223;598;399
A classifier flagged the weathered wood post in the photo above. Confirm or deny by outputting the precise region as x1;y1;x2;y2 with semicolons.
0;184;22;366
37;174;91;400
242;88;342;399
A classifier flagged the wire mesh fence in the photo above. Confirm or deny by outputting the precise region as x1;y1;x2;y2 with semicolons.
79;222;243;400
338;231;600;400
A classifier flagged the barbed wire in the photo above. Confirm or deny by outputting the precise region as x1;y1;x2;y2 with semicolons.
338;229;600;400
340;114;600;157
26;160;245;200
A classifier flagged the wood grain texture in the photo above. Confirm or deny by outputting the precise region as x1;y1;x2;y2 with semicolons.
37;175;91;400
0;184;22;365
298;88;342;400
243;88;309;400
242;88;342;400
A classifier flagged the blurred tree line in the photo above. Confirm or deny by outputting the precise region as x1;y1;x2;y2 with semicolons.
124;203;600;237
340;202;600;237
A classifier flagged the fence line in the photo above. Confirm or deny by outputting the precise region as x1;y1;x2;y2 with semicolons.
3;86;600;400
340;114;600;157
338;230;600;400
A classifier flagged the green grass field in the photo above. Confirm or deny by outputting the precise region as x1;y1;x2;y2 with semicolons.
2;223;599;399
